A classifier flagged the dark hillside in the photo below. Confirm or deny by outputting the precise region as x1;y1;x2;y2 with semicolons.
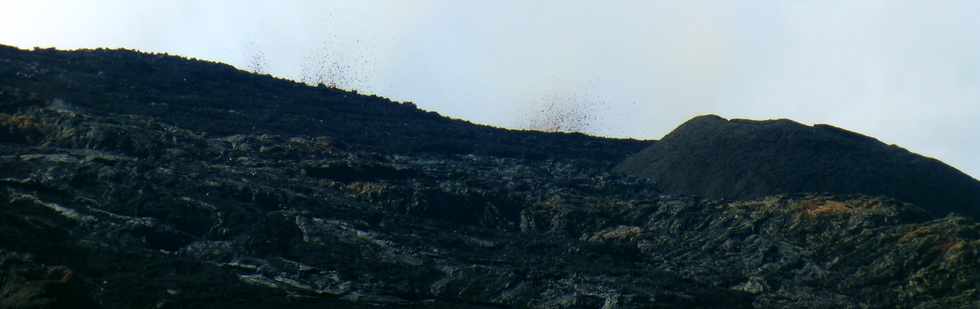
2;45;979;308
0;45;647;163
615;115;980;219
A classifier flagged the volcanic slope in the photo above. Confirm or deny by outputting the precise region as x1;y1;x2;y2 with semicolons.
0;44;648;163
0;46;979;308
616;115;980;219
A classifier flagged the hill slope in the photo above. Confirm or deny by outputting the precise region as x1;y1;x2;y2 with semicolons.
615;115;980;219
0;45;648;163
0;46;979;308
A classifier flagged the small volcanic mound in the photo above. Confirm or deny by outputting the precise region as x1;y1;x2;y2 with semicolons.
615;115;980;219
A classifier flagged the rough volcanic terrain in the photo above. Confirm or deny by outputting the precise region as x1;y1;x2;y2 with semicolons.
0;45;978;308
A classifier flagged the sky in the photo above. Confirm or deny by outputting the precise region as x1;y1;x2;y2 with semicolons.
2;1;978;178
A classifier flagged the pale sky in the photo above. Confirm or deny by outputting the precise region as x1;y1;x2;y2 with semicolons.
2;1;978;178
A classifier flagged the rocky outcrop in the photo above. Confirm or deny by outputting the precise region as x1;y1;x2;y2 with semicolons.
615;115;980;219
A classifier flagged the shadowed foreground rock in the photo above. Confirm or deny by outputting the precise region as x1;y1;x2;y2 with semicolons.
0;46;978;308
